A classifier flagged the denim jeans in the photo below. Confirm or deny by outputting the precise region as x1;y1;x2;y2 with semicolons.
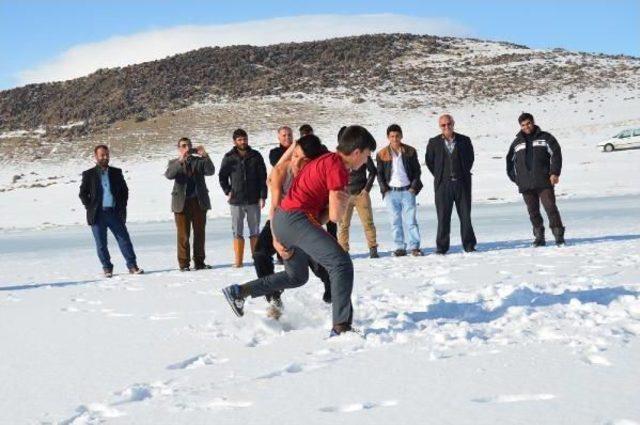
385;190;421;250
90;209;138;270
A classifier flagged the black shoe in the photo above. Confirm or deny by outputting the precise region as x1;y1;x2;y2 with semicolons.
411;248;423;257
194;263;213;270
551;226;565;246
104;269;113;278
222;284;245;317
369;246;379;259
464;247;476;253
329;323;352;337
533;227;546;247
435;249;447;255
179;266;190;272
392;249;407;257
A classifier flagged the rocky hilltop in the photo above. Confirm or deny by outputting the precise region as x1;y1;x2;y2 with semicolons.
1;33;638;140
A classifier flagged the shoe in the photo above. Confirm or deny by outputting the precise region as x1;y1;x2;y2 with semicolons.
392;249;407;257
369;246;379;259
435;249;447;255
411;248;423;257
329;323;353;337
104;269;113;278
464;247;476;253
551;226;565;246
194;263;213;270
128;266;144;275
266;295;284;320
533;226;546;247
222;284;245;317
179;266;190;272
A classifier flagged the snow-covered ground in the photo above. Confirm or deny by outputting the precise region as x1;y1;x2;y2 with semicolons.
1;195;639;424
1;85;639;230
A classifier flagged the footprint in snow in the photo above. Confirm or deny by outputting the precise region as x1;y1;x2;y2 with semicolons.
472;394;555;403
584;354;611;366
167;353;229;370
320;400;398;413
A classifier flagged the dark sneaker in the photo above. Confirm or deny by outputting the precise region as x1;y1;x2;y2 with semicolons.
411;248;423;257
329;323;352;337
104;269;113;278
194;263;213;270
129;266;144;275
369;246;379;259
222;284;245;317
392;249;407;257
266;295;284;320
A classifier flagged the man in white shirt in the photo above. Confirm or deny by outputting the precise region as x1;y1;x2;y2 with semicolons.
376;124;423;256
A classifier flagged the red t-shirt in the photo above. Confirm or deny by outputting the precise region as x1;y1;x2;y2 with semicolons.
280;152;349;218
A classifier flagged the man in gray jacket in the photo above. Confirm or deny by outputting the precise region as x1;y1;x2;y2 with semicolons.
165;137;215;271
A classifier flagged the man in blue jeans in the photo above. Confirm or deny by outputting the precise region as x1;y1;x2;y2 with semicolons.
376;124;423;256
79;145;143;277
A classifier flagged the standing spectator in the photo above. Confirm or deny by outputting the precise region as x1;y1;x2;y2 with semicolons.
507;113;565;246
269;126;294;167
425;114;477;254
299;123;314;138
219;129;268;267
79;145;143;277
376;124;423;256
336;126;379;258
165;137;215;271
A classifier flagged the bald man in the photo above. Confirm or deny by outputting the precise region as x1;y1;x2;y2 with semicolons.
425;114;477;254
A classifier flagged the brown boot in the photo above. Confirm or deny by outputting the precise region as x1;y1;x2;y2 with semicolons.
249;235;259;256
233;237;245;268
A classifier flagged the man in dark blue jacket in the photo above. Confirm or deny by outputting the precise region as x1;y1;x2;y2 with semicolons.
506;113;565;246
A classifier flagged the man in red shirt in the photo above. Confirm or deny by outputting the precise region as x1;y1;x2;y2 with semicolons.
223;125;377;336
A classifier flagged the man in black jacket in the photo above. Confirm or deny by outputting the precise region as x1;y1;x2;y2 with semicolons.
268;126;293;167
336;125;379;258
426;114;477;254
79;145;142;277
506;113;565;246
219;128;268;267
165;137;216;271
376;124;423;256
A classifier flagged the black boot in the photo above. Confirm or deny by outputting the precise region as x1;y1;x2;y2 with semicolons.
369;246;379;259
551;226;565;246
533;226;546;247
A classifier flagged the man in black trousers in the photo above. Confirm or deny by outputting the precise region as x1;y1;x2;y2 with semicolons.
506;112;565;246
79;145;143;277
425;114;477;254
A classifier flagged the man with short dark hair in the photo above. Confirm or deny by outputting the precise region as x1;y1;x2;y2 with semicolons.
165;137;215;271
426;114;477;254
80;145;143;277
223;125;377;336
219;129;268;267
299;124;313;138
376;124;423;256
269;126;294;167
336;126;379;258
507;113;565;246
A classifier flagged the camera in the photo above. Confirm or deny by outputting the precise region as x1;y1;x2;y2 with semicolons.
188;148;199;155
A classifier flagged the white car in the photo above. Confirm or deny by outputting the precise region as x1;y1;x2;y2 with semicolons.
598;128;640;152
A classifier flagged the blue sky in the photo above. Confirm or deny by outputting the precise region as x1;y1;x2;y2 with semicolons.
1;0;638;89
